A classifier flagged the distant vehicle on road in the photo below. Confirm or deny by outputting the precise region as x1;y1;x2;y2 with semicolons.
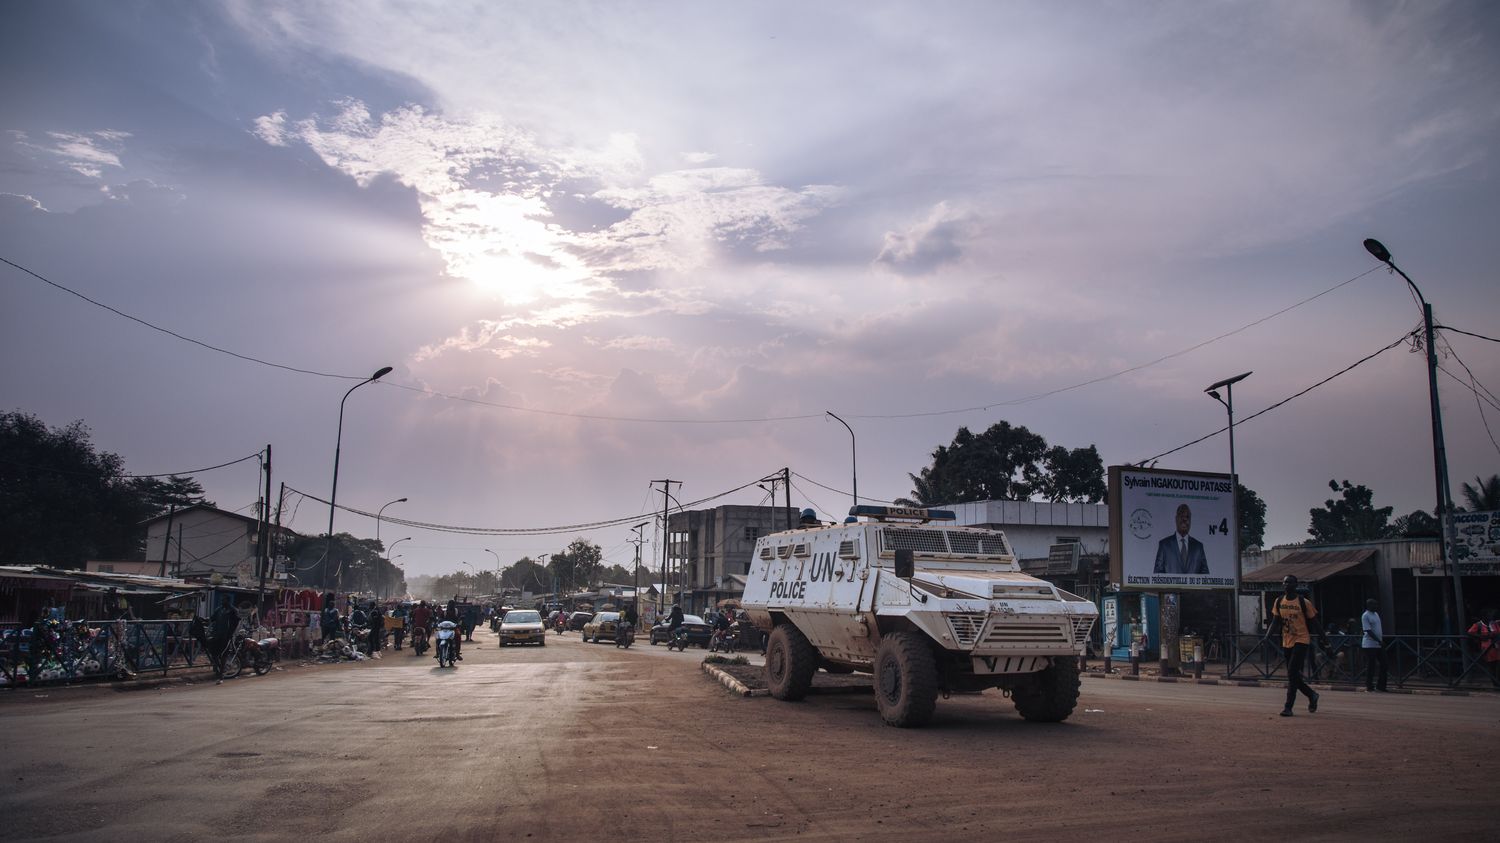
499;610;546;646
566;611;594;631
582;611;621;643
649;614;712;648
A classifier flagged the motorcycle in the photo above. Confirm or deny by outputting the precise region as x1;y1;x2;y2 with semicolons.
614;620;635;649
666;627;688;652
710;624;739;654
435;620;459;668
553;615;567;635
410;625;429;656
219;633;280;678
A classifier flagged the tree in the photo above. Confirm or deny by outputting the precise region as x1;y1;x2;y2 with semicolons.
898;421;1105;506
502;557;553;594
1308;479;1393;544
600;563;634;585
548;538;603;591
1237;483;1267;549
0;411;212;567
1391;509;1441;539
1459;474;1500;512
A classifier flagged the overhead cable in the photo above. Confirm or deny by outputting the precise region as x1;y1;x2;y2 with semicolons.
1134;329;1419;465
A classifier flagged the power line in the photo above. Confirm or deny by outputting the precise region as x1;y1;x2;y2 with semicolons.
846;266;1384;420
2;256;363;381
1135;329;1419;465
8;253;1384;426
282;477;768;537
1440;325;1500;344
791;471;899;505
0;452;260;480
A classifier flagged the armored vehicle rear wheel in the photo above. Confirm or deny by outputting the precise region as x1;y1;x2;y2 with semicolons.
766;624;818;701
873;631;938;727
1011;656;1080;722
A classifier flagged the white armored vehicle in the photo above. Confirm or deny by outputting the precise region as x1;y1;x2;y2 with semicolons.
741;505;1097;727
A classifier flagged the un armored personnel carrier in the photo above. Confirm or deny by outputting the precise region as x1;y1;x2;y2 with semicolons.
741;505;1097;727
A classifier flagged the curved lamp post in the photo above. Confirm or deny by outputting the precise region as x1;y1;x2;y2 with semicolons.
329;366;393;595
483;548;502;594
383;536;411;599
1206;371;1251;638
1364;238;1463;628
826;411;858;508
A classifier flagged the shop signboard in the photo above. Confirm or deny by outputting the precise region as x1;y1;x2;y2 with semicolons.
1109;466;1237;591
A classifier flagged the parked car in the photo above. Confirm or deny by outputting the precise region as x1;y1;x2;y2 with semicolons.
566;611;594;631
582;611;621;643
499;609;546;646
649;614;713;648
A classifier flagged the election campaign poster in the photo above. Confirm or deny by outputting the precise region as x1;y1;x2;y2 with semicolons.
1109;466;1236;591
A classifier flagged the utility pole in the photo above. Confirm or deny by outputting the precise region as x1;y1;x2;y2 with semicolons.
653;479;680;613
256;444;272;616
784;467;793;530
1364;239;1464;630
631;522;648;629
158;505;177;578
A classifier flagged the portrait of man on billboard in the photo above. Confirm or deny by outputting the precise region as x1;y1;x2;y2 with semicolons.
1154;503;1209;574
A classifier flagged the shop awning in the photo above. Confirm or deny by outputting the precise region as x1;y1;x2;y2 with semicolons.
1242;548;1376;591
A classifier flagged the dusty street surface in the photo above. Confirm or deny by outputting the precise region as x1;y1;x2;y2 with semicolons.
3;626;1496;842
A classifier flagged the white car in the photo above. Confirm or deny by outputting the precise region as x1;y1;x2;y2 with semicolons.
499;610;546;646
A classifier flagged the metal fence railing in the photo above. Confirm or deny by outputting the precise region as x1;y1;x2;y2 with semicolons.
1224;633;1498;689
2;620;316;689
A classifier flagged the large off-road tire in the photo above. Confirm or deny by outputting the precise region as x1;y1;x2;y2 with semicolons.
765;624;818;701
873;631;939;727
1011;656;1081;723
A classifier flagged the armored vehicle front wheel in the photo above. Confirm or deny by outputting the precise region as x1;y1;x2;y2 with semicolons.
766;624;818;701
1010;656;1081;722
873;631;938;727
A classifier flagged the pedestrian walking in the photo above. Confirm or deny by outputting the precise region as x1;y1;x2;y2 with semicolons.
366;603;384;656
1360;598;1388;692
1267;575;1327;717
321;595;340;643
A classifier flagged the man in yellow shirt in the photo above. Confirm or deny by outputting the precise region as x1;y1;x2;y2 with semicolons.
1267;575;1328;717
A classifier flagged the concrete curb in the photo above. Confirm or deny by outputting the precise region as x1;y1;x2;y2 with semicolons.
702;662;769;697
1082;670;1483;697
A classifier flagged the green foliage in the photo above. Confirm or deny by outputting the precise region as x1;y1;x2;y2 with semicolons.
501;557;553;593
548;537;603;591
703;654;750;665
898;421;1105;506
1237;484;1267;549
1308;479;1393;543
0;412;211;567
600;563;635;585
1459;474;1500;512
1391;509;1440;539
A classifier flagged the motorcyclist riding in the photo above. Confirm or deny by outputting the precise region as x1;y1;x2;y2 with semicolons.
667;604;686;649
409;600;432;655
443;599;463;660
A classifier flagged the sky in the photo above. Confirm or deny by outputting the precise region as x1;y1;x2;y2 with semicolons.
3;1;1498;580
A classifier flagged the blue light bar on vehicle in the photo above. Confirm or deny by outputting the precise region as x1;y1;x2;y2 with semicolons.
848;505;957;522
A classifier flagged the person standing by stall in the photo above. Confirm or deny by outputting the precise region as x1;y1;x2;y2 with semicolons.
1360;598;1388;692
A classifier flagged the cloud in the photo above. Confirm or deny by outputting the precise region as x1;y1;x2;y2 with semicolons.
253;111;288;146
257;100;842;316
0;192;47;213
875;202;972;277
16;130;132;179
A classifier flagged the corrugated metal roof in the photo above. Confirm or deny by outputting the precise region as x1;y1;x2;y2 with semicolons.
1242;548;1376;588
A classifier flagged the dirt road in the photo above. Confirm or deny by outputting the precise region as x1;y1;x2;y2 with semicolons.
3;627;1495;841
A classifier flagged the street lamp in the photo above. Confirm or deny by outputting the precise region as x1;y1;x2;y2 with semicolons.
1206;371;1251;639
382;537;411;600
1364;238;1463;628
376;497;407;550
328;366;394;596
826;410;858;508
483;548;501;594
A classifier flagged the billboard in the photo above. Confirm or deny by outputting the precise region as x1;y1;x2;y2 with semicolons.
1109;466;1236;590
1445;510;1500;575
